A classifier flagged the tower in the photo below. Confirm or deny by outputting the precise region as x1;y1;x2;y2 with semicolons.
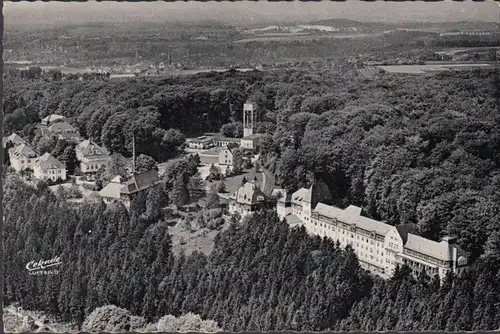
243;102;257;138
132;133;136;175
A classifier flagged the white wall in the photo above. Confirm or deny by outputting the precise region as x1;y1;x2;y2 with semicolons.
34;167;67;182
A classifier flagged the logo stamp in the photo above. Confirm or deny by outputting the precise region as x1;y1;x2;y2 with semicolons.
26;255;62;276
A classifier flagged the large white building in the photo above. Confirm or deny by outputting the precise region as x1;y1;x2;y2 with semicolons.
8;143;38;172
277;181;468;280
76;140;111;173
33;153;67;182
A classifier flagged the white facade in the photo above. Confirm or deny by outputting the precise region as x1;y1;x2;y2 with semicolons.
9;144;38;173
76;140;111;173
240;138;254;150
218;149;233;166
33;153;67;182
277;186;468;280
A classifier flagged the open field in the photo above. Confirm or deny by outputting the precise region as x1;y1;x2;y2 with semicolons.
378;63;493;74
436;46;500;56
170;223;223;257
234;32;380;43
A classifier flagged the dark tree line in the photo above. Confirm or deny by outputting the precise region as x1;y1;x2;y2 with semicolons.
5;172;500;331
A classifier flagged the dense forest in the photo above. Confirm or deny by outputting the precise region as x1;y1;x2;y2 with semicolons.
4;173;500;331
4;63;500;330
5;64;500;255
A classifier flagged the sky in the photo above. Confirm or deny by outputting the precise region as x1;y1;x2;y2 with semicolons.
4;1;499;27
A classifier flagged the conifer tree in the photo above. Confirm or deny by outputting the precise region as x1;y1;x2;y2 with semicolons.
170;174;189;207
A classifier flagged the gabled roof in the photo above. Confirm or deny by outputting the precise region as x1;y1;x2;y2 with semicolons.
284;213;303;227
10;143;37;159
110;175;123;183
2;133;26;148
291;188;310;205
34;153;65;170
229;182;267;205
99;176;124;199
313;203;393;237
290;181;332;208
120;170;160;195
405;234;453;262
76;139;110;157
47;121;78;133
41;114;65;125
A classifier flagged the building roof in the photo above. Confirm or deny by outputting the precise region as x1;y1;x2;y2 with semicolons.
47;121;78;133
313;203;393;237
229;181;267;205
41;114;65;125
290;181;332;208
404;233;453;262
284;213;303;227
291;188;310;205
110;175;123;183
34;153;65;170
313;202;345;218
244;101;257;107
10;143;37;159
120;170;160;195
76;139;110;157
2;133;26;148
99;176;124;199
190;137;213;144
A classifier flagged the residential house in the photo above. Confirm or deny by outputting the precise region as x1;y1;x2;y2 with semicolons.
98;175;125;205
76;140;111;173
45;121;82;143
2;133;27;149
41;114;65;127
119;170;162;209
8;144;38;172
218;148;235;166
33;153;67;182
228;181;268;218
99;170;161;209
277;181;468;280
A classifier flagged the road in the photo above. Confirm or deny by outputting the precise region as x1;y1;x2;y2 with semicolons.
261;168;276;196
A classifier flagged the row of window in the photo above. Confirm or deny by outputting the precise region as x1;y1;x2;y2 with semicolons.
86;163;106;171
44;169;62;175
313;221;387;248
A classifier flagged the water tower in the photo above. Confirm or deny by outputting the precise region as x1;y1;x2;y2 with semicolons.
243;102;258;138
